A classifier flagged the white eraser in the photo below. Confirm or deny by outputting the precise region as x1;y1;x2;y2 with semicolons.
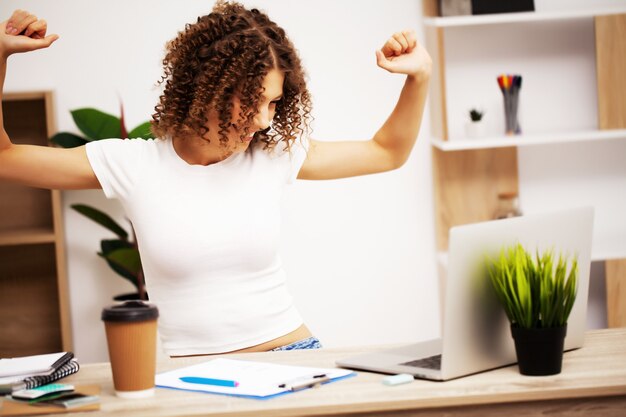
382;373;414;386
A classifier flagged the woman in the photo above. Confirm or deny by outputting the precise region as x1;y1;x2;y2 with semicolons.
0;2;432;356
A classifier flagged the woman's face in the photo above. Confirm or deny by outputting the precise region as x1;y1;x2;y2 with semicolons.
207;68;285;154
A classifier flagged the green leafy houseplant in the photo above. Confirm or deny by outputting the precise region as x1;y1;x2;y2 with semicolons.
486;244;578;329
51;104;151;300
72;204;146;301
50;106;152;148
485;243;578;376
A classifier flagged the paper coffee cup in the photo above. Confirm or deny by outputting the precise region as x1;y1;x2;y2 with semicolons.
102;301;159;398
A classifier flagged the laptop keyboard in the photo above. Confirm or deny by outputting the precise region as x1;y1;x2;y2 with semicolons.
400;354;442;370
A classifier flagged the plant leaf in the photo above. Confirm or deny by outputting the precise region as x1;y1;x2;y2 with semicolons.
128;122;153;139
71;204;128;239
486;255;515;322
102;248;141;275
100;238;133;253
50;132;89;148
71;108;121;140
562;257;578;325
100;248;141;289
99;240;136;286
485;244;578;329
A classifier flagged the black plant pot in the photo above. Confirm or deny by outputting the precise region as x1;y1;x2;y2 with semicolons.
510;324;567;376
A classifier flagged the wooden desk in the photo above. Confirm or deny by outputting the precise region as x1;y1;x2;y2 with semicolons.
4;329;626;417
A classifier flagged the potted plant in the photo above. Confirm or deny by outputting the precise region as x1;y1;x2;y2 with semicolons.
465;108;486;138
485;244;578;376
72;204;147;301
51;104;151;300
50;105;152;148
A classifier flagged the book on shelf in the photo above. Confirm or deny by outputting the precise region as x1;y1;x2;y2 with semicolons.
0;359;80;394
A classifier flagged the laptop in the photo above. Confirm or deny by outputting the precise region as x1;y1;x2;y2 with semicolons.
336;206;594;381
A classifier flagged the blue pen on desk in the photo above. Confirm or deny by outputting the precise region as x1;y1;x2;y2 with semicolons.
179;376;239;387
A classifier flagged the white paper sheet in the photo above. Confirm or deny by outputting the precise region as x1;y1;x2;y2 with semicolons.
0;352;71;379
156;358;355;399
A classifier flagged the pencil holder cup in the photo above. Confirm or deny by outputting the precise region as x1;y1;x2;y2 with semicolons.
497;74;522;135
102;301;159;398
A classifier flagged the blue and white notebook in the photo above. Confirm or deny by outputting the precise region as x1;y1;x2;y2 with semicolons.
156;358;355;400
0;358;80;394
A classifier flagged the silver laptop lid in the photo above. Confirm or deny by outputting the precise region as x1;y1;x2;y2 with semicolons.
440;206;594;379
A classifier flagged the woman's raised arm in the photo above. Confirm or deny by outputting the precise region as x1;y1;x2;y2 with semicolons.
297;30;432;180
0;10;100;190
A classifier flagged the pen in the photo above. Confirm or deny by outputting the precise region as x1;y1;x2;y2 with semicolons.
179;376;239;387
278;374;329;391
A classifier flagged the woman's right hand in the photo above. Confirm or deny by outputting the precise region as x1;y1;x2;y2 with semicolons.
0;10;58;59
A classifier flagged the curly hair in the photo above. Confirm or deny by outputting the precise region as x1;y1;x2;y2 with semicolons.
151;1;312;152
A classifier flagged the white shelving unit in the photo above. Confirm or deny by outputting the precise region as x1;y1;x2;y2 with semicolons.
423;0;626;327
424;8;626;27
431;129;626;151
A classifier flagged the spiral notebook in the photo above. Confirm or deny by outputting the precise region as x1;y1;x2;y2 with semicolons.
0;360;80;394
156;358;355;400
0;353;73;379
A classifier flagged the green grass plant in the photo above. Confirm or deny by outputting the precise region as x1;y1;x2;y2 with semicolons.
486;244;578;329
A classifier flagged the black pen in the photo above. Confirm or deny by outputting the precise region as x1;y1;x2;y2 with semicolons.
278;374;329;391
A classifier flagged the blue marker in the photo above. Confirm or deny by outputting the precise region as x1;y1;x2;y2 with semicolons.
179;376;239;387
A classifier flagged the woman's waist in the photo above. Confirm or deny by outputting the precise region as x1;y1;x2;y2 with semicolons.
171;324;314;356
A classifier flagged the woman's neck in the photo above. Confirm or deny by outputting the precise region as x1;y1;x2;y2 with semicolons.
172;135;234;166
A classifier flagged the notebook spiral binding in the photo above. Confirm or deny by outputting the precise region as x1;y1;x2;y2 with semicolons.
22;359;80;389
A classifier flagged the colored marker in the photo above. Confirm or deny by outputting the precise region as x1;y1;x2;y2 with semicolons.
179;376;239;387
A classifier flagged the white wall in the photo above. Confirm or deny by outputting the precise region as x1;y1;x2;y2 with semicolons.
2;0;438;362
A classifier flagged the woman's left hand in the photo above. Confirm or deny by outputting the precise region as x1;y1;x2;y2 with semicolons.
0;10;58;59
376;30;432;79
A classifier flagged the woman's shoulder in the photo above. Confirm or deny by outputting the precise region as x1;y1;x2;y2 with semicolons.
88;137;163;148
248;137;309;184
86;137;169;165
251;137;309;159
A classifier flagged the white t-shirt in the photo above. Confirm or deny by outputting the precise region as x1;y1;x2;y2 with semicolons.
86;137;308;355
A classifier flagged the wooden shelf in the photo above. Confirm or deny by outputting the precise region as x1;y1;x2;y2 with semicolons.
0;91;72;355
430;129;626;151
0;244;62;356
423;8;626;28
0;228;57;246
3;91;51;101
